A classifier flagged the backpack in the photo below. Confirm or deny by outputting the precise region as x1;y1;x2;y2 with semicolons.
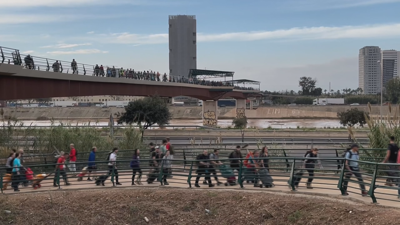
339;149;353;166
106;152;112;161
9;158;15;168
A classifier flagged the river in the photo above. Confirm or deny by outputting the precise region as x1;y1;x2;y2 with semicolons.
0;119;342;129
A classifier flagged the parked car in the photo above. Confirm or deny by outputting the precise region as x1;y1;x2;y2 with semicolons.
350;103;360;106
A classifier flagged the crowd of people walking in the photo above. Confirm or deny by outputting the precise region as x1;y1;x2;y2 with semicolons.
3;137;400;199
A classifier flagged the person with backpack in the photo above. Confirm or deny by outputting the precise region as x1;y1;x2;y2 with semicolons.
131;149;142;185
194;150;215;188
203;149;223;186
382;136;399;186
69;144;77;173
229;146;243;173
291;148;322;189
147;146;163;184
342;144;368;197
87;147;97;181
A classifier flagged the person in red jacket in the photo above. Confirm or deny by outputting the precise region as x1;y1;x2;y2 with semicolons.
53;152;70;187
69;143;77;173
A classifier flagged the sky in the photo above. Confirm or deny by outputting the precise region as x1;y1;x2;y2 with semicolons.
1;0;400;92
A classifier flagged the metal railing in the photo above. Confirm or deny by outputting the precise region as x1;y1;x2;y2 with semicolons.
1;156;399;205
0;46;235;88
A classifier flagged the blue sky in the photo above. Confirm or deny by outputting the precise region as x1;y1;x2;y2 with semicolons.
1;0;400;92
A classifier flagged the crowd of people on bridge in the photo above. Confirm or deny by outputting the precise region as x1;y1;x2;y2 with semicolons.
3;137;400;199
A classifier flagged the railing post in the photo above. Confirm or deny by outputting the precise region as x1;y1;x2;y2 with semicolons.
83;65;86;75
288;158;296;191
283;149;290;172
60;62;63;73
335;149;340;174
56;169;61;189
46;59;50;71
159;160;164;185
239;159;244;188
187;161;193;188
0;171;3;193
337;159;346;195
368;163;378;204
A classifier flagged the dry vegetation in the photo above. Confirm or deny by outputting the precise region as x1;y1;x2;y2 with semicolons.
0;188;399;225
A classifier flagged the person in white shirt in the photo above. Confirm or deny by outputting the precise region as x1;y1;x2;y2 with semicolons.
107;147;122;185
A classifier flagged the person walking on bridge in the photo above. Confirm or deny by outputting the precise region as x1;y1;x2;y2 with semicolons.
130;149;142;185
342;144;368;197
53;152;71;187
52;60;60;72
71;59;78;74
108;147;122;185
229;146;243;173
87;147;97;181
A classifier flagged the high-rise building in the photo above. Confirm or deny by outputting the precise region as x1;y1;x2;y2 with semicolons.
382;50;400;87
169;15;197;78
359;46;382;94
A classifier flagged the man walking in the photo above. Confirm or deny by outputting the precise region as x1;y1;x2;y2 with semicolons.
203;149;223;185
195;150;215;188
71;59;78;74
53;152;71;187
382;136;399;186
69;144;77;173
229;146;243;172
342;144;368;196
87;147;97;181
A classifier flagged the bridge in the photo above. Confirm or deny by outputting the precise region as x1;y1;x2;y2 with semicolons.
0;46;261;126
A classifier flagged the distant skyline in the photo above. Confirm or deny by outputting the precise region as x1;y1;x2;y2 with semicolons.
1;0;400;91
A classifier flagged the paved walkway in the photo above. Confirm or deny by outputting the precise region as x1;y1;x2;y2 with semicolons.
2;170;399;209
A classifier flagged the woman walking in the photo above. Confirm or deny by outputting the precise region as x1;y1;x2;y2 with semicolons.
130;149;142;185
11;153;22;192
5;152;16;174
260;147;270;171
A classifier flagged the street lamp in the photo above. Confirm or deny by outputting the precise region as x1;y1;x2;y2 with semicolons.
377;60;383;121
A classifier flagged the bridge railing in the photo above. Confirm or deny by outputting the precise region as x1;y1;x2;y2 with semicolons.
0;46;236;88
0;157;398;205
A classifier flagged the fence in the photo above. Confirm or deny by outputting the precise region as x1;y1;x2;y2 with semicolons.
0;156;399;205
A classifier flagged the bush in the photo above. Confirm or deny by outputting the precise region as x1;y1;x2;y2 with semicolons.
337;108;369;127
345;95;379;104
232;117;248;129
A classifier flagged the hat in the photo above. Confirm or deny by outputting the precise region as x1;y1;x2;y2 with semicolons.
155;146;160;149
350;144;359;149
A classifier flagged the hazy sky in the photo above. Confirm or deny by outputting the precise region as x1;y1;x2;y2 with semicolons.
1;0;400;92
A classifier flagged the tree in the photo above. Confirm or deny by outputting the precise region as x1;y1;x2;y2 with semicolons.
385;77;400;104
117;96;171;140
232;117;248;142
337;108;369;127
312;87;322;96
298;77;317;96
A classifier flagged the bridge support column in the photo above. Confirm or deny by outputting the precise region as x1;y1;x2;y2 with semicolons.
236;99;246;118
202;100;218;127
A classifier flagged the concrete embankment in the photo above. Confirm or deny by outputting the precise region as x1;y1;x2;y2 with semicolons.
1;105;391;120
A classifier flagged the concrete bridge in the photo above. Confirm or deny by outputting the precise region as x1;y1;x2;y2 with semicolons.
0;47;261;126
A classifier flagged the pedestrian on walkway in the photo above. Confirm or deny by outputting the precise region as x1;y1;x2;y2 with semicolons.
229;146;243;173
108;147;122;185
69;144;77;173
147;146;162;184
203;149;223;185
342;144;368;196
87;147;97;181
161;139;168;154
195;150;215;188
131;149;142;185
71;59;78;74
260;147;270;171
162;149;173;185
11;153;22;192
303;148;322;189
382;136;399;186
53;152;71;187
52;60;60;72
5;152;16;174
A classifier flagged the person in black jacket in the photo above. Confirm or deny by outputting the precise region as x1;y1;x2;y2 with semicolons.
383;136;399;186
229;146;243;172
194;150;214;188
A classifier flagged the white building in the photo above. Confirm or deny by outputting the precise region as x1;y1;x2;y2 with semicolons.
359;46;382;94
